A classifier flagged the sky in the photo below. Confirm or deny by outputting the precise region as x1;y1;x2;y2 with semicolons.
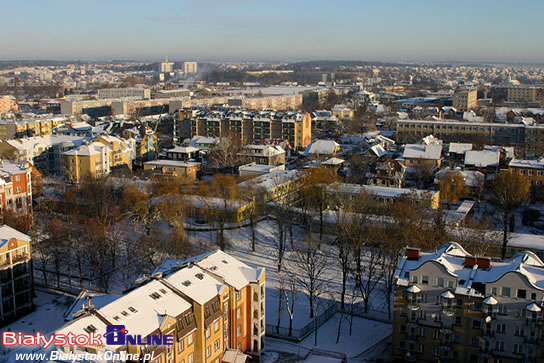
0;0;543;63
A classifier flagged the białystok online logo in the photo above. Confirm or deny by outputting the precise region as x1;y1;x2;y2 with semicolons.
1;325;174;349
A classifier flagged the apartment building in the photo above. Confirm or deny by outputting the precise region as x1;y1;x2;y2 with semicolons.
111;99;170;116
326;183;440;210
183;109;312;150
396;120;544;156
237;145;285;166
0;135;91;175
98;88;150;100
63;136;133;182
0;96;18;115
453;89;478;111
0;161;33;218
0;225;33;326
0;116;68;140
509;159;544;188
184;62;198;74
507;86;537;103
143;160;201;179
394;242;544;363
55;250;265;362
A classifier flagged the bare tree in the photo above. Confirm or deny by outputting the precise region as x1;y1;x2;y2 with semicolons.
355;246;384;314
292;235;328;319
283;274;298;337
490;170;530;258
197;174;240;251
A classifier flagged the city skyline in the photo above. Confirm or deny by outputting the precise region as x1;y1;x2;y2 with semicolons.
1;0;543;63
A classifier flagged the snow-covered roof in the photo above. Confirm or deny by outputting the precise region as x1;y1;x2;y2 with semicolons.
168;146;199;154
0;225;30;249
328;183;437;199
448;143;472;154
509;159;544;169
464;150;499;167
484;145;514;159
403;144;442;160
305;140;340;156
238;169;301;191
3;135;90;151
63;142;109;156
98;279;191;337
144;160;200;168
369;144;386;158
321;157;345;166
164;264;225;305
196;250;264;290
396;242;544;297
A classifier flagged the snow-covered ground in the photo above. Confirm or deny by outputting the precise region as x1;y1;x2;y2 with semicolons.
264;313;392;362
0;289;75;356
187;218;391;334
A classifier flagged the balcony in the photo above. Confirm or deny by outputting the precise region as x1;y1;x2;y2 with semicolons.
441;307;455;317
407;302;420;311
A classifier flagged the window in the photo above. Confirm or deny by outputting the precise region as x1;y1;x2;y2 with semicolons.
432;347;439;356
517;289;527;299
496;323;506;334
206;327;210;339
531;292;537;300
237;325;241;337
513;344;523;354
188;333;193;346
15;187;20;193
236;291;241;301
502;287;511;297
15;175;20;182
515;326;525;337
422;275;428;285
471;337;479;346
185;314;194;325
236;308;241;320
178;339;184;353
418;327;425;337
206;346;211;358
412;275;418;284
214;321;220;332
453;334;460;344
417;344;424;353
491;287;498;295
472;319;481;329
456;299;463;307
433;330;440;339
214;339;220;352
448;280;454;288
437;278;444;287
499;305;508;315
188;354;193;363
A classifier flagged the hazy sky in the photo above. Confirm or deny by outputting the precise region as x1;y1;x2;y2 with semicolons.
1;0;543;63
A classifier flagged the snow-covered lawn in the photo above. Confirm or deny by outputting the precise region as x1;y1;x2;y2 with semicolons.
264;313;392;362
0;289;75;355
187;218;390;335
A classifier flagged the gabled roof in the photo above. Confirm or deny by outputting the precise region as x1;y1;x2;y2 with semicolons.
403;144;442;160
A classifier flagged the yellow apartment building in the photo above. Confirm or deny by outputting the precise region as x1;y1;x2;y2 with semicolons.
453;89;478;111
54;250;265;362
63;136;133;182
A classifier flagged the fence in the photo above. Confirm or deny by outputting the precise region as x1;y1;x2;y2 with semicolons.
265;301;391;342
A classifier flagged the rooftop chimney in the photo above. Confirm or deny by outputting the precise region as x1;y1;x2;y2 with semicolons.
406;248;421;260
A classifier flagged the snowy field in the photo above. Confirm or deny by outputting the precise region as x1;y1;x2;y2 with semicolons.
264;313;391;362
187;218;393;361
0;289;75;356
